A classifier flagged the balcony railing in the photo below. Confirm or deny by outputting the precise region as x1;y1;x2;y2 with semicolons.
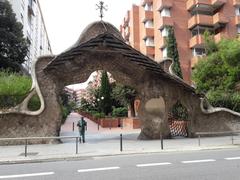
188;14;213;29
146;46;155;56
143;28;154;39
159;37;167;48
213;12;228;26
141;0;153;6
235;16;240;25
189;35;205;48
211;0;227;6
233;0;240;6
186;0;211;10
214;32;227;42
159;17;173;29
142;11;153;22
158;0;173;11
187;0;226;11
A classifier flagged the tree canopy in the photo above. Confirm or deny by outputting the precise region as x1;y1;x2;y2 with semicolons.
0;0;29;72
192;33;240;112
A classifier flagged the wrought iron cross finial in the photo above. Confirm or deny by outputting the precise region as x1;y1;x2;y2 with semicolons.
96;1;108;20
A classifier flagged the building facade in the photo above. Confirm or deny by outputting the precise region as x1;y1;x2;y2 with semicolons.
120;0;240;83
8;0;52;72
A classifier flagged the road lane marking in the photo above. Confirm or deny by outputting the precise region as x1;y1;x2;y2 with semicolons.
78;167;120;173
0;172;54;179
136;162;172;167
225;157;240;160
182;159;216;164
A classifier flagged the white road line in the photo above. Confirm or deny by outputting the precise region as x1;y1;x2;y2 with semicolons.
225;157;240;160
182;159;216;164
78;167;120;173
0;172;54;179
136;162;172;167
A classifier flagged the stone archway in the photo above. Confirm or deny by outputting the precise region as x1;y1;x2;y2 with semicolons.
1;21;240;144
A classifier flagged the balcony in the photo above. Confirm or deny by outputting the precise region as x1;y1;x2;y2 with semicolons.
159;17;173;29
142;11;153;22
124;26;130;40
236;16;240;25
213;12;228;27
158;0;173;11
214;32;227;42
159;37;167;48
188;14;213;29
233;0;240;6
189;35;205;48
186;0;211;11
146;46;155;56
143;28;154;39
211;0;227;7
141;0;153;6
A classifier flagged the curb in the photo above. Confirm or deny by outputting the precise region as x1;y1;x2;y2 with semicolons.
0;145;239;165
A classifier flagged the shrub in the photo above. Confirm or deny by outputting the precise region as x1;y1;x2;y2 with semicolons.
112;107;128;117
0;71;31;108
92;112;105;118
207;90;240;113
28;94;41;111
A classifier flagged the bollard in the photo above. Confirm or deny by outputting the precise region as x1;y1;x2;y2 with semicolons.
25;139;28;157
231;133;234;145
76;137;78;154
160;133;163;150
120;134;123;151
98;119;100;130
73;122;75;132
198;135;201;146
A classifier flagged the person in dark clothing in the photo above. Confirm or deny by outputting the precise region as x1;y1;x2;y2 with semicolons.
77;116;87;143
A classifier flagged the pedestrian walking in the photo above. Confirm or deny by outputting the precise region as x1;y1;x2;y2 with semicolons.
77;116;87;143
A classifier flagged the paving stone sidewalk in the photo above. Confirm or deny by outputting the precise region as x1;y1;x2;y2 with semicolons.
0;112;240;164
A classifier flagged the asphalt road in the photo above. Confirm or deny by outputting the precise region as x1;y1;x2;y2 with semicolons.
1;149;240;180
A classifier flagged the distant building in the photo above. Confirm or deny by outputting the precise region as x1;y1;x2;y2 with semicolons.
120;0;240;83
8;0;52;72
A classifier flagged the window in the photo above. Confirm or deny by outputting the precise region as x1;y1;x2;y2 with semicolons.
162;47;168;58
236;7;240;16
145;37;154;47
192;48;206;56
144;3;153;11
144;20;153;28
237;25;240;34
161;27;169;37
160;8;171;17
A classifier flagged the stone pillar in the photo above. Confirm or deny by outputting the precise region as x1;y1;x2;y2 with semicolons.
138;97;170;139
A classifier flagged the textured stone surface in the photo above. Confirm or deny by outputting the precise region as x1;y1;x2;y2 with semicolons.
1;21;240;144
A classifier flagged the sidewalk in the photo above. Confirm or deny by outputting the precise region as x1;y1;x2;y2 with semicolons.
0;112;240;164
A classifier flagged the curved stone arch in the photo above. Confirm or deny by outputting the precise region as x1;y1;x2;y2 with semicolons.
1;21;240;144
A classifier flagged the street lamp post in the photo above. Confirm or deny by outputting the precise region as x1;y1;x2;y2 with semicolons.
97;96;104;130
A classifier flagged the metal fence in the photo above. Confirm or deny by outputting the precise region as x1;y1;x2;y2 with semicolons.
195;131;240;146
0;136;81;157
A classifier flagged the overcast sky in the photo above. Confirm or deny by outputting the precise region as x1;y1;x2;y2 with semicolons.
40;0;140;55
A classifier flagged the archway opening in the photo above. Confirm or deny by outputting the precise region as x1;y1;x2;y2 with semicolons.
59;70;141;142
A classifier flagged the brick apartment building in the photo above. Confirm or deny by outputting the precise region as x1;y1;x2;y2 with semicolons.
120;0;240;83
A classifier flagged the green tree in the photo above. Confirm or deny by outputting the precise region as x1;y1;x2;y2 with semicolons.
111;83;137;116
99;70;112;115
166;26;183;79
192;37;240;112
0;0;29;72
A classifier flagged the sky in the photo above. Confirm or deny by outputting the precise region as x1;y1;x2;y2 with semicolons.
40;0;140;55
